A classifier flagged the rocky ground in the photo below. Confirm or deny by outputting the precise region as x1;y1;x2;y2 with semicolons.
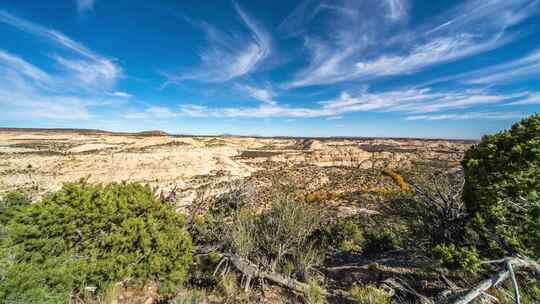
0;128;474;212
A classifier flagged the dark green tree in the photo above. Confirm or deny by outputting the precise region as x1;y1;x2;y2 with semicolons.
462;114;540;258
1;180;193;302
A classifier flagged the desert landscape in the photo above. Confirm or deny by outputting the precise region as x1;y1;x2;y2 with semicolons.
0;128;472;210
2;1;540;303
1;123;539;304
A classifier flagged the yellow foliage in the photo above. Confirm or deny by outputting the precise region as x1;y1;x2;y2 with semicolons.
371;186;394;195
192;214;206;226
305;191;339;203
360;185;395;196
383;169;412;193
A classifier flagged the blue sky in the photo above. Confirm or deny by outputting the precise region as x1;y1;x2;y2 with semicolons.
0;0;539;139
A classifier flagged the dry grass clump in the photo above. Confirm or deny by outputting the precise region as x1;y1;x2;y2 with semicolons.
350;284;391;304
304;279;326;304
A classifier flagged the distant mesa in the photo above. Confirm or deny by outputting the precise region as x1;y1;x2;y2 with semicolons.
0;128;171;137
135;130;170;137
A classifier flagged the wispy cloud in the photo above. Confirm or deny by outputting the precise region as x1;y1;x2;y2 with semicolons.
237;84;276;105
107;91;132;98
76;0;95;14
0;10;121;90
121;106;178;120
385;0;409;21
284;0;538;87
463;48;540;85
179;87;536;120
0;12;125;122
0;50;52;85
507;93;540;105
52;55;120;90
163;2;270;85
405;112;523;121
146;106;178;118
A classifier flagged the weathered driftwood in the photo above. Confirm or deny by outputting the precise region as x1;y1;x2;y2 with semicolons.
451;257;540;304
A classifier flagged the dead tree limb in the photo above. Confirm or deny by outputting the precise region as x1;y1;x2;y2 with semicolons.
451;257;540;304
505;259;521;304
227;253;310;294
452;269;509;304
222;253;354;300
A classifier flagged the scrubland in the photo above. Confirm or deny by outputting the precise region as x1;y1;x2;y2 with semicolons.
0;116;539;304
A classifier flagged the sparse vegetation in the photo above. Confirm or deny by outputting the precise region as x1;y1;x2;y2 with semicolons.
236;150;284;159
1;116;539;304
225;199;324;280
388;169;468;255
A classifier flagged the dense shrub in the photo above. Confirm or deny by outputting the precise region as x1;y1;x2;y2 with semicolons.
364;226;403;253
190;211;226;246
325;213;405;255
360;214;405;254
0;181;193;302
432;243;481;273
0;191;30;225
323;217;365;253
462;115;540;257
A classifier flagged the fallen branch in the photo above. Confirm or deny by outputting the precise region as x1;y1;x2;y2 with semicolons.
222;253;354;300
451;257;540;304
452;269;509;304
506;259;521;304
226;253;310;294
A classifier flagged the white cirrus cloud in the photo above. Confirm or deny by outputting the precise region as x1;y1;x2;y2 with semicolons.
76;0;95;13
121;106;178;120
283;0;538;87
0;12;126;123
107;91;133;98
507;93;540;105
0;10;121;90
237;84;276;105
385;0;409;21
0;50;52;85
464;48;540;85
178;87;536;120
163;2;270;85
405;112;524;121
